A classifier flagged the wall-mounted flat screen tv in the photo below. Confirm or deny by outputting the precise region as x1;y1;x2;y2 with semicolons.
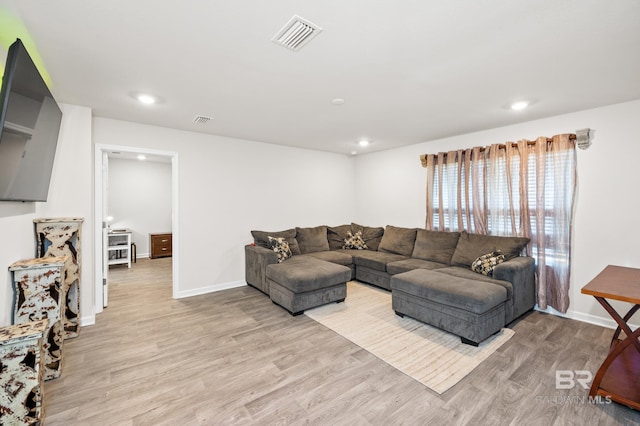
0;38;62;202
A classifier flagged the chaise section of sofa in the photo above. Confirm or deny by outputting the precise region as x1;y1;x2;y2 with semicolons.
266;255;351;315
390;229;535;343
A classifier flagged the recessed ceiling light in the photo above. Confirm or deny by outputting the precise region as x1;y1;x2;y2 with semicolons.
332;98;345;105
511;101;529;111
358;140;370;147
137;154;146;160
137;94;156;104
350;151;357;155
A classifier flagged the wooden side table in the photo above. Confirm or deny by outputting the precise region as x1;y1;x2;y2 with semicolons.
581;265;640;410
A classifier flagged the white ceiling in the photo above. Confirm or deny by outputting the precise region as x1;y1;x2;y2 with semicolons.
2;0;640;155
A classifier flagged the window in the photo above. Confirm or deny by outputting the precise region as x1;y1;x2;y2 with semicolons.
422;135;577;312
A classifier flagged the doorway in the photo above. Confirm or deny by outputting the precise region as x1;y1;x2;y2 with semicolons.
93;144;179;314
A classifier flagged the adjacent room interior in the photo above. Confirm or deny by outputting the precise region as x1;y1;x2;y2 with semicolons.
102;149;174;306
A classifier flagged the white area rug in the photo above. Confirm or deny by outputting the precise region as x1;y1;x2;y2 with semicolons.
305;281;514;394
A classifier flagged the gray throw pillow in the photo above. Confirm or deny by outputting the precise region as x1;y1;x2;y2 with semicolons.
451;231;529;267
328;224;353;250
295;226;330;254
351;223;384;251
378;225;418;257
412;229;460;264
251;228;301;255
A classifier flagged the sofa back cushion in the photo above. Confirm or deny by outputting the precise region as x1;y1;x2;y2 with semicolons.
451;231;529;267
252;228;301;255
351;223;384;251
378;225;417;257
296;226;330;253
327;224;353;250
412;229;460;264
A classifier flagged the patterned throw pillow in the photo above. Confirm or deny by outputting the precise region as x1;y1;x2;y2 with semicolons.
268;236;292;263
471;250;505;276
343;231;368;250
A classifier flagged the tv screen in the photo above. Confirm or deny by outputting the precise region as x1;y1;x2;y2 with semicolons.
0;38;62;202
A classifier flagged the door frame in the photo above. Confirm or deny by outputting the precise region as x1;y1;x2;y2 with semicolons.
93;143;180;314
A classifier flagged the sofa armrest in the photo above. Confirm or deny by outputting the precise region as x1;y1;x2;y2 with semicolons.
245;244;278;295
493;256;536;321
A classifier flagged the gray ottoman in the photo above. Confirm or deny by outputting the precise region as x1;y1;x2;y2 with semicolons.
390;269;507;345
266;256;351;315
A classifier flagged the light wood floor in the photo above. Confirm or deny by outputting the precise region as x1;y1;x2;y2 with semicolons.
44;258;640;425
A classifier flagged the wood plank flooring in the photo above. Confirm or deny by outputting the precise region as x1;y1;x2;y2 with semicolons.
44;258;640;425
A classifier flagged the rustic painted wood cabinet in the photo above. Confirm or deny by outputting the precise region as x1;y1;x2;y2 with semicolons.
10;257;67;381
34;217;84;339
0;319;48;425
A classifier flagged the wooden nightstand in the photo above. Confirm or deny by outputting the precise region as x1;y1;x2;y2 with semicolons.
150;233;172;259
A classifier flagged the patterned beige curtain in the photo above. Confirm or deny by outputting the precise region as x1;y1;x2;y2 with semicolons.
420;134;577;312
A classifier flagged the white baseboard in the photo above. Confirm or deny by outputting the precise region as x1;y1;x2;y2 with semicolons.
536;305;639;330
80;314;96;327
175;280;246;299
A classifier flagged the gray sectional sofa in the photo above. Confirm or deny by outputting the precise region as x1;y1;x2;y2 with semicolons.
245;223;535;345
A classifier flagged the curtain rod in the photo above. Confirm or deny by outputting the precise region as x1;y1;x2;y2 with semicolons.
475;134;576;152
419;131;590;167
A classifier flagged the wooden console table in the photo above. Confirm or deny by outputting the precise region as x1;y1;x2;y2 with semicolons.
581;265;640;410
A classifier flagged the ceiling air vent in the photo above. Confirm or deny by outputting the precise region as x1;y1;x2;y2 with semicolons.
272;15;322;51
193;115;212;124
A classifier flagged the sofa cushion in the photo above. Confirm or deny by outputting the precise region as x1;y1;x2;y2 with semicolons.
343;231;368;250
391;269;507;315
451;231;529;267
266;256;351;293
301;250;353;266
252;228;301;255
327;224;352;250
412;229;460;264
296;226;330;254
435;266;514;300
378;225;417;257
351;223;384;251
268;236;292;263
352;250;408;272
386;258;448;275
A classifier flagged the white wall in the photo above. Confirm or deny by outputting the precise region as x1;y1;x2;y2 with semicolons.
93;118;357;298
108;158;172;257
6;100;635;330
0;104;92;327
354;99;640;328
